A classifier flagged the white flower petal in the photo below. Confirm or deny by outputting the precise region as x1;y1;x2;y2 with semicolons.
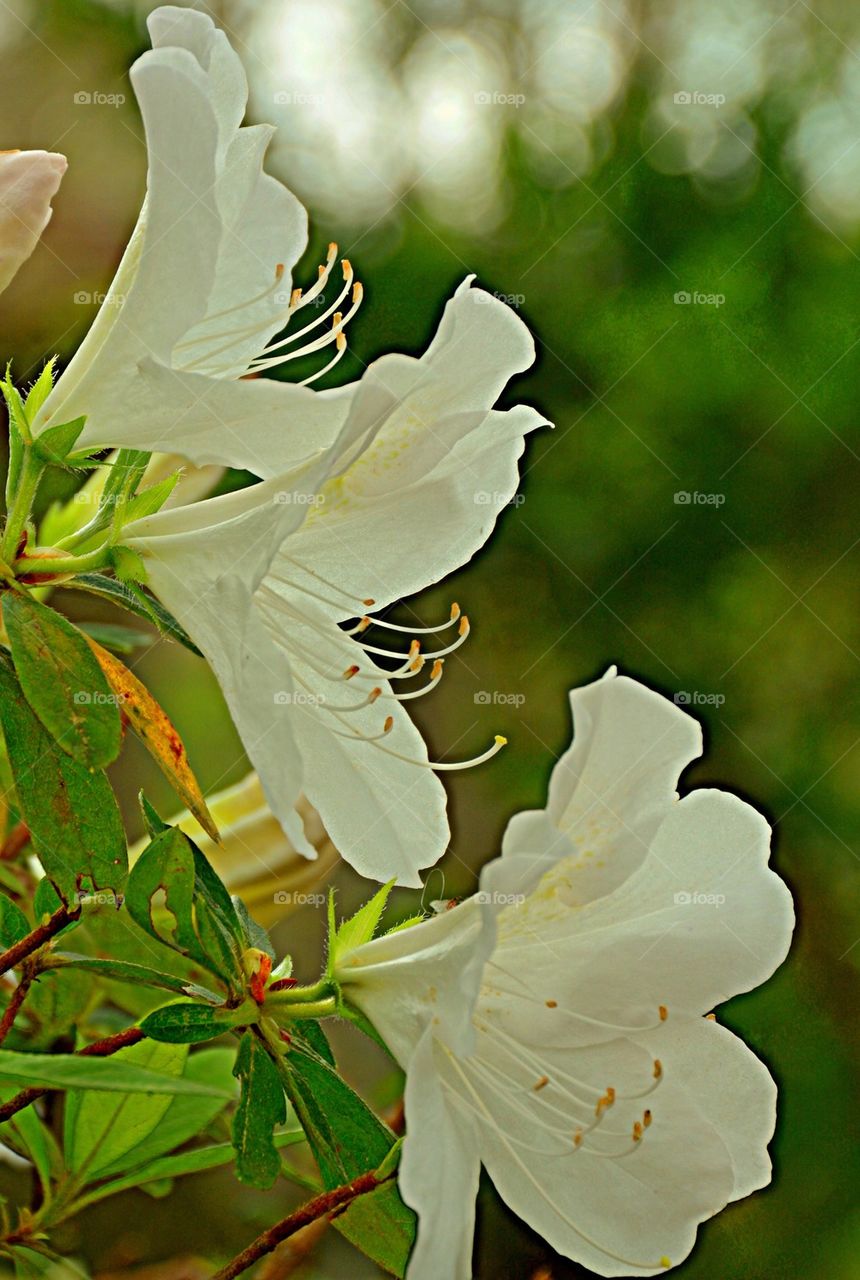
41;8;306;444
125;476;318;853
398;1029;482;1280
484;788;793;1050
276;629;449;886
500;670;703;904
0;150;66;295
633;1016;777;1201
336;899;489;1061
285;281;547;611
450;1025;735;1276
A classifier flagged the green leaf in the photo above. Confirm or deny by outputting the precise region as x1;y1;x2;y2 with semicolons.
69;573;202;655
99;449;149;510
44;954;220;1002
87;1046;237;1183
280;1035;415;1276
77;622;151;654
2;1088;61;1199
120;472;180;524
0;1048;233;1095
64;1038;188;1177
4;593;122;768
0;894;30;948
139;791;169;839
77;1129;303;1209
125;827;243;987
330;881;395;971
32;417;86;466
140;999;250;1045
23;360;56;421
232;1031;286;1189
0;654;127;901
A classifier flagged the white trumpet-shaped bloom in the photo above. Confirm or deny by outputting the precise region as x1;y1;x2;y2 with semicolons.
0;150;66;296
17;6;546;881
123;283;546;883
335;671;794;1276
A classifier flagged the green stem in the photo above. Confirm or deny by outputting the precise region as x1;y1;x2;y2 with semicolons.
267;978;333;1006
14;547;111;578
1;452;43;562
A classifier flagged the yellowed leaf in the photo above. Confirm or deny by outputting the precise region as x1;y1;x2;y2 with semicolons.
86;638;219;842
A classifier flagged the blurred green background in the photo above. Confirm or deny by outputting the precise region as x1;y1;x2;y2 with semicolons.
2;0;859;1276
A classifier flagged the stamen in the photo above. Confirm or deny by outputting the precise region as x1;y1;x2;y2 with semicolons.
659;1005;668;1022
299;330;347;386
347;602;462;636
533;1075;550;1092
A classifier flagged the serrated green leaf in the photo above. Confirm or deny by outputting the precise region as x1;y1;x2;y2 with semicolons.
0;654;127;902
69;573;202;655
99;449;149;509
141;999;249;1045
4;593;122;768
120;473;180;524
232;1031;286;1188
23;360;56;421
64;1038;187;1177
332;881;395;964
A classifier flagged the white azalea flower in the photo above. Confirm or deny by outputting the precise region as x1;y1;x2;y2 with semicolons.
122;286;546;883
0;149;66;295
12;6;546;884
334;671;794;1276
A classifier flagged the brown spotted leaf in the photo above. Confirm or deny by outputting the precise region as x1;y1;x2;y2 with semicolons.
85;639;218;842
